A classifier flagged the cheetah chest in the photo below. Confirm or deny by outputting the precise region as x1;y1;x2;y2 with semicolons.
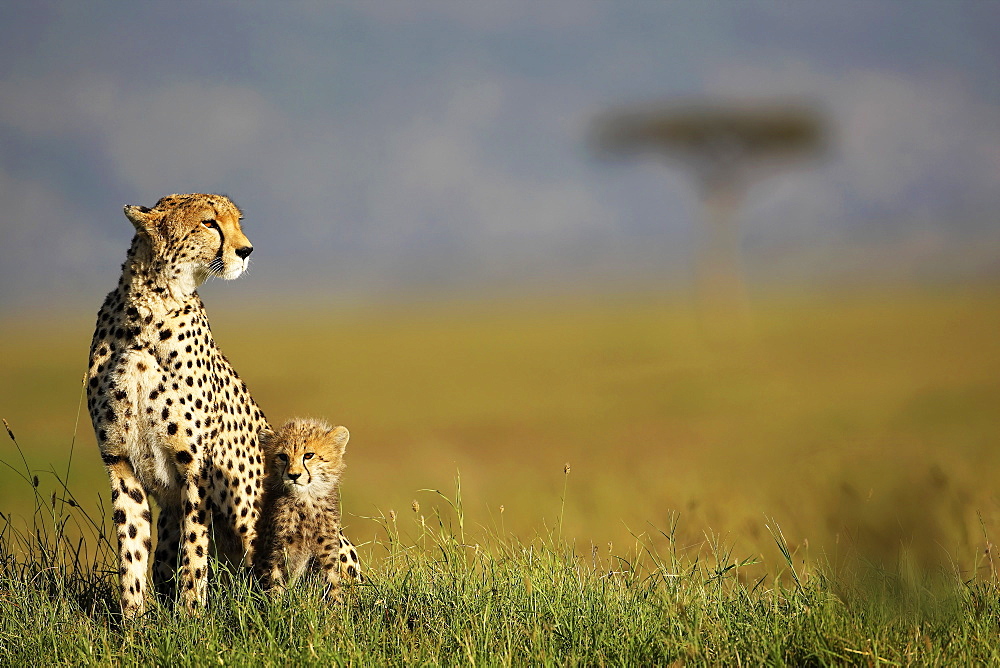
94;303;260;496
271;498;340;578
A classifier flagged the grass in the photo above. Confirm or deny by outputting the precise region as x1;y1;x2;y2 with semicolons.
3;452;1000;665
2;286;1000;662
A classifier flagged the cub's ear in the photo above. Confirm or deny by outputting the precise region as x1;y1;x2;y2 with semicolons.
123;204;159;236
257;428;275;449
328;426;350;454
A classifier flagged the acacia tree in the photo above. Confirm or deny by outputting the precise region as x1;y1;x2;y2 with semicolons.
592;101;826;316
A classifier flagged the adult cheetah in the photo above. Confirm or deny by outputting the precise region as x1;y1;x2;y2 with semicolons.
87;193;268;617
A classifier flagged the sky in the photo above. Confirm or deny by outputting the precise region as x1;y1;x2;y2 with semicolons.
1;1;999;310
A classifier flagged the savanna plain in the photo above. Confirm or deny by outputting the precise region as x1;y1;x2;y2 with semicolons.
2;286;1000;665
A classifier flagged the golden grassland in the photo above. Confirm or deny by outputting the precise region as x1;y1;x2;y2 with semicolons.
2;286;999;580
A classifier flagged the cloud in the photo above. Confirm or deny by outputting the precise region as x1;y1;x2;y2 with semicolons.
363;76;613;249
0;168;120;304
3;5;1000;308
346;0;605;32
0;73;280;196
0;64;620;302
707;62;1000;228
0;72;285;304
98;82;279;195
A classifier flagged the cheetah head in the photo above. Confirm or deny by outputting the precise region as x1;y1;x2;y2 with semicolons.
259;419;350;499
124;193;254;295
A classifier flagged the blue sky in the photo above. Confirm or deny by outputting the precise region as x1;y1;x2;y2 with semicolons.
1;1;998;308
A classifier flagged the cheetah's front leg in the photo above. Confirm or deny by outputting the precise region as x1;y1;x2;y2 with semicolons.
177;470;212;612
152;503;181;603
104;456;153;618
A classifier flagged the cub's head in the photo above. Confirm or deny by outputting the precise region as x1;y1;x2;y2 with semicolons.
123;193;254;293
259;419;350;498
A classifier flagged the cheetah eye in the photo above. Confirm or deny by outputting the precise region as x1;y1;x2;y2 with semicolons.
275;453;289;463
303;453;315;460
201;219;218;230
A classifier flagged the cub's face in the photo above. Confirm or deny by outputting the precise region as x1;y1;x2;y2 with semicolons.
260;421;350;498
124;193;254;291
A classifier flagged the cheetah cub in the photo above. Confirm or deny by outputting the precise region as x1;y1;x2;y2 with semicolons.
256;419;361;600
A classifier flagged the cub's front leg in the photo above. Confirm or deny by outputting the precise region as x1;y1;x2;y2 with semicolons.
259;539;291;598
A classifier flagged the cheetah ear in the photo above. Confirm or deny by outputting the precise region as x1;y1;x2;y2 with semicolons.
123;204;161;237
328;426;349;454
257;428;275;450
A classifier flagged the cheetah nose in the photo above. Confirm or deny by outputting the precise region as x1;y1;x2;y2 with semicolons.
286;472;301;482
235;246;253;260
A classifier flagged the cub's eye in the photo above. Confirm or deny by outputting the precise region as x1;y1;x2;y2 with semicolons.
303;453;315;460
275;453;289;463
201;219;218;230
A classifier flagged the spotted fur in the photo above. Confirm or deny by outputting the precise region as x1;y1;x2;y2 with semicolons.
255;419;362;601
87;193;267;617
